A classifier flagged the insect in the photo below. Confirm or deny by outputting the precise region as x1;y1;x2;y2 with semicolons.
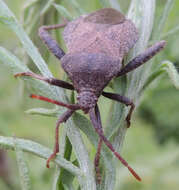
15;8;166;182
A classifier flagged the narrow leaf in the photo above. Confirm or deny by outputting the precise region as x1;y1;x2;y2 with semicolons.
68;0;85;15
25;107;59;117
127;0;156;100
162;25;179;39
53;4;73;20
109;0;121;11
99;0;111;8
57;136;73;190
0;47;59;99
41;0;55;15
73;113;116;190
0;0;52;77
0;47;29;73
14;138;31;190
65;119;96;190
0;136;82;177
154;0;174;40
52;166;61;190
141;69;165;91
52;129;69;190
161;60;179;89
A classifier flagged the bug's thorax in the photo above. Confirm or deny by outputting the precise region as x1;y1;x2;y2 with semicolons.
77;89;98;113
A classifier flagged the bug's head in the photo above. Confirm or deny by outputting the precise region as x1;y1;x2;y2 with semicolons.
77;90;98;113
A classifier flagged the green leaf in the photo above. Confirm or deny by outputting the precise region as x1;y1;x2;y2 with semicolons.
161;25;179;39
52;166;61;190
161;60;179;89
14;138;31;190
53;3;73;20
0;47;60;99
0;0;52;77
0;136;82;177
0;47;29;73
154;0;175;40
57;136;74;190
52;129;69;190
41;0;55;15
105;77;126;138
99;0;111;8
141;69;165;92
109;0;121;11
25;107;59;117
23;0;39;25
68;0;85;15
0;0;65;101
65;118;96;190
73;113;116;190
127;0;156;100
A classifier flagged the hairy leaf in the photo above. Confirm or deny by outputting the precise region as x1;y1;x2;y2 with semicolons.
14;138;31;190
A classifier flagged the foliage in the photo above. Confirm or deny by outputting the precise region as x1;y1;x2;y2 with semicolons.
0;0;179;190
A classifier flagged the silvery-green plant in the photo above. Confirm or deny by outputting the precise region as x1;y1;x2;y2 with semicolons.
0;0;179;189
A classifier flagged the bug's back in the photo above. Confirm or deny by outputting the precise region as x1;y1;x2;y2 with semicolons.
63;8;139;59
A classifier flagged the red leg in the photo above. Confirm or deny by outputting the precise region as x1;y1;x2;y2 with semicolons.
30;94;80;110
46;109;74;168
89;107;141;181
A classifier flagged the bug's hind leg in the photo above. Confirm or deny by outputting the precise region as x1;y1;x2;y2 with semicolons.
94;138;103;184
89;106;141;181
46;109;75;168
102;92;135;128
93;105;103;183
38;22;68;60
117;41;166;77
14;72;74;90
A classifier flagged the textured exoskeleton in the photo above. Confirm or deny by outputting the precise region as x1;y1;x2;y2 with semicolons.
15;8;166;182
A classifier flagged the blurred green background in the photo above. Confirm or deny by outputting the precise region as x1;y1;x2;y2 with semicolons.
0;0;179;189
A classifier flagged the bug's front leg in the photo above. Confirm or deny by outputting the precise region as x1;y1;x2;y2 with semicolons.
14;72;74;90
39;22;68;60
117;40;166;77
46;109;75;168
102;91;135;128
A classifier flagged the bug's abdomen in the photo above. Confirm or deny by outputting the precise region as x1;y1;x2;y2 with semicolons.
61;52;121;95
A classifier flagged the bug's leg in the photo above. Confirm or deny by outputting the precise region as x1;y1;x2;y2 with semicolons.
38;22;68;60
46;109;74;168
102;92;134;128
30;94;80;110
14;72;74;90
94;105;103;184
89;107;141;181
95;138;103;184
117;40;166;77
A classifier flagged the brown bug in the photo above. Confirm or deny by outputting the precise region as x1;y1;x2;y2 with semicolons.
15;8;166;182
